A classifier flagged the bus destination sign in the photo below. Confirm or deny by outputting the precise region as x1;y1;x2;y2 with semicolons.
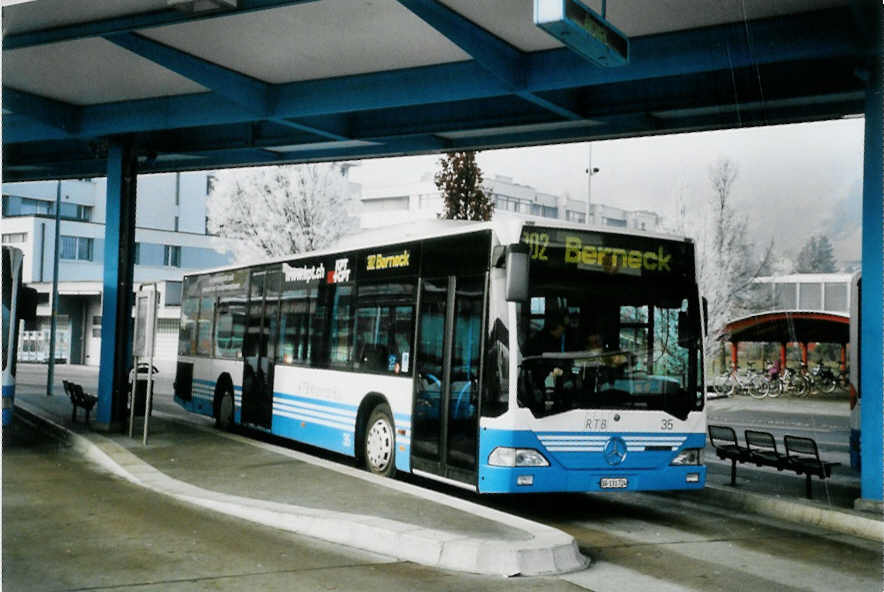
522;227;693;280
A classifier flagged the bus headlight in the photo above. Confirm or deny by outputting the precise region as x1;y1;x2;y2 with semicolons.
488;447;550;467
670;448;702;465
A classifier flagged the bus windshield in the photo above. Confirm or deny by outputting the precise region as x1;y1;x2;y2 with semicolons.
517;279;702;420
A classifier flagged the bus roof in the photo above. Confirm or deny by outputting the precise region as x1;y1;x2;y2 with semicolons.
184;218;692;279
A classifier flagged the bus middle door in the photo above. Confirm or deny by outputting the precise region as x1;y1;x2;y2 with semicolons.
412;275;484;486
242;268;278;430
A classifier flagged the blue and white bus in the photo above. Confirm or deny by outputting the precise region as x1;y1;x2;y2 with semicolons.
174;220;707;493
3;246;37;428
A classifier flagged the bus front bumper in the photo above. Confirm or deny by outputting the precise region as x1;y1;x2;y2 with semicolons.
477;464;706;494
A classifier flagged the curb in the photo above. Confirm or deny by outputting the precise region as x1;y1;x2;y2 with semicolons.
13;403;588;577
657;482;884;542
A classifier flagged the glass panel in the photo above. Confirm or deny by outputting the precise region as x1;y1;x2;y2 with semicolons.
798;282;822;309
518;275;701;418
414;279;447;462
178;296;198;355
447;276;483;470
196;296;215;355
214;302;246;359
77;237;91;261
279;287;312;364
59;236;77;260
353;282;415;375
825;282;848;312
775;283;797;309
328;285;354;368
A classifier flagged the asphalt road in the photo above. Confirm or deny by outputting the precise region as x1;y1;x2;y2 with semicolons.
9;365;881;591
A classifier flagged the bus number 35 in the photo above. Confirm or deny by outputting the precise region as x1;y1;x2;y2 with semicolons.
523;232;549;261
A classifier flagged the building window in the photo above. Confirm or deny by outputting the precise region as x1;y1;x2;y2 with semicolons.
134;242;141;265
206;174;217;195
542;206;558;218
59;236;93;261
174;216;179;232
1;232;27;244
1;196;91;221
164;245;181;267
565;210;585;223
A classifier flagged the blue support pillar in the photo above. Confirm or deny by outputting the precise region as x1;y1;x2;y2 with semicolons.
95;137;138;430
860;34;883;503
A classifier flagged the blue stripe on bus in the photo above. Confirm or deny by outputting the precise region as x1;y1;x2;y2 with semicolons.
179;380;412;470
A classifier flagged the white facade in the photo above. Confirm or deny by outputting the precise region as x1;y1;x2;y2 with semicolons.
358;173;662;232
2;173;239;370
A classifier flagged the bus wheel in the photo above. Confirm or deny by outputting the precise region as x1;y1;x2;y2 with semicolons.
216;389;234;431
364;403;396;477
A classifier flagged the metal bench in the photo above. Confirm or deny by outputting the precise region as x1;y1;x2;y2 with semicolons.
784;435;840;499
708;425;750;485
744;429;787;470
63;380;98;425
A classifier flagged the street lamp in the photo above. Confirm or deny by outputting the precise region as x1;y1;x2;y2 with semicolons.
585;143;600;225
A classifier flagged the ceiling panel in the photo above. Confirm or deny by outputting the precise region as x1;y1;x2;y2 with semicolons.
4;37;208;105
140;0;471;84
2;0;168;35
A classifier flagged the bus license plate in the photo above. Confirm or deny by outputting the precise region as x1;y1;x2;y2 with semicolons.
600;478;628;489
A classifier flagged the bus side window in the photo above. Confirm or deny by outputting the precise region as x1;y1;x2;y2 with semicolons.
328;285;354;369
279;286;312;365
215;299;247;359
352;282;415;375
196;296;215;356
179;294;199;356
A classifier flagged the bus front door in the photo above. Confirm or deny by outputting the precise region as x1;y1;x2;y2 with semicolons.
242;269;276;430
412;276;484;486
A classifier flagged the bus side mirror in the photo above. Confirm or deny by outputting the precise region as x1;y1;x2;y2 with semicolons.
18;286;37;321
505;244;529;302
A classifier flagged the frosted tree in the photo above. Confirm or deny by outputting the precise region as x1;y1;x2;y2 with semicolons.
668;159;773;362
796;234;837;272
207;163;359;262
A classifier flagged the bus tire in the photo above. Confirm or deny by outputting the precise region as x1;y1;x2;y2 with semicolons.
364;403;396;477
215;388;234;431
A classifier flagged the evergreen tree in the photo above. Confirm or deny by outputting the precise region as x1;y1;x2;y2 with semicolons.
796;235;837;272
434;151;493;221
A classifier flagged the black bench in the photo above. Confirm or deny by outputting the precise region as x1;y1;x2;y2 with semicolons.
63;380;98;425
744;429;788;470
708;425;750;485
708;425;839;498
784;435;840;499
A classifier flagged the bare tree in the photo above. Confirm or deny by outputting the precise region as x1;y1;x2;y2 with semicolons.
207;163;359;262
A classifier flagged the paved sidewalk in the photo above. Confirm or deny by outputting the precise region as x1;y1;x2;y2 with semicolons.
11;385;586;577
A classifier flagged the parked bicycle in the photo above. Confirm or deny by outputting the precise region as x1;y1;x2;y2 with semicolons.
808;362;839;394
757;361;810;398
714;362;767;398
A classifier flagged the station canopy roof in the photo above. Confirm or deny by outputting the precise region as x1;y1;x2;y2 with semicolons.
723;310;850;344
2;0;879;181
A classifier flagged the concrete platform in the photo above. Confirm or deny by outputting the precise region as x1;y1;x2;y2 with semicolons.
10;385;587;577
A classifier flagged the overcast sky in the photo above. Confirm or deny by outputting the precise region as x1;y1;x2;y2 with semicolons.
349;117;865;263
